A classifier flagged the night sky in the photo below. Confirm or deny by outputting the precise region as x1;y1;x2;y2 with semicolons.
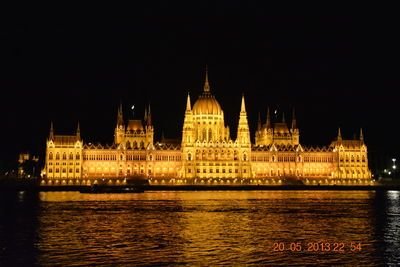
2;4;399;171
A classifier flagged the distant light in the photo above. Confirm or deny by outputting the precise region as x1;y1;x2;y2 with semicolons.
131;105;135;110
393;165;396;169
388;171;392;175
392;158;396;162
274;109;277;114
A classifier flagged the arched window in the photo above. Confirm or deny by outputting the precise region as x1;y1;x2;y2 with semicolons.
62;153;67;160
149;154;153;161
49;168;53;173
188;153;192;161
49;152;53;160
69;153;73;160
202;129;206;141
362;156;366;162
126;141;131;149
76;153;80;160
208;129;212;141
56;153;60;160
243;153;247;161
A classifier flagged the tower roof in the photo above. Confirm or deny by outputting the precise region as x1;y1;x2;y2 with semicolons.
192;67;223;115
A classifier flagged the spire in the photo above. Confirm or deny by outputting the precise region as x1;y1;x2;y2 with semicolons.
282;112;286;123
257;112;262;130
49;122;54;140
203;65;210;92
117;103;124;126
291;108;297;129
76;122;80;139
266;107;271;128
144;107;148;122
337;127;342;141
147;103;152;125
360;128;364;142
240;94;246;113
186;92;192;111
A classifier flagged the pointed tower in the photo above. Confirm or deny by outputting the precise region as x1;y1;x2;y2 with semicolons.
49;122;54;140
182;92;195;146
266;107;271;129
76;122;81;140
291;108;297;129
282;112;286;123
236;94;250;146
145;104;154;145
337;127;342;141
117;103;124;126
257;112;262;131
114;104;125;145
289;108;300;145
203;65;210;93
186;92;191;111
360;128;364;142
236;94;251;179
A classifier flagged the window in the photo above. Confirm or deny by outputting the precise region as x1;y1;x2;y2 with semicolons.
49;152;53;160
62;168;66;173
49;168;53;173
56;153;60;160
62;153;67;160
69;153;73;160
76;168;80;173
69;168;73;173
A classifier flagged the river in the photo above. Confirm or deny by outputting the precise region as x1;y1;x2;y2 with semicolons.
0;190;399;266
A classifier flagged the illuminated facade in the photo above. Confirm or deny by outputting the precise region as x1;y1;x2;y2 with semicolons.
42;70;372;186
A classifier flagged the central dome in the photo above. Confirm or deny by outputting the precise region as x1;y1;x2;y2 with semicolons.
192;67;223;116
193;93;223;115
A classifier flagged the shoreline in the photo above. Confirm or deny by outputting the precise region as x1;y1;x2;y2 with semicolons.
1;184;400;192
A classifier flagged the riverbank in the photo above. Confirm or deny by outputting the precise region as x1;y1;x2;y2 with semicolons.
1;177;400;191
1;184;400;192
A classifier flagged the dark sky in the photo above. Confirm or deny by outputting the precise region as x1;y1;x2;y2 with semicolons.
2;4;399;170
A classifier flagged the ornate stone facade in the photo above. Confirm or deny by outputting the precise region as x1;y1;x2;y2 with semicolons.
42;70;372;186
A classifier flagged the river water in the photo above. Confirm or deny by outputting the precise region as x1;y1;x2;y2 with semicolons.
0;190;399;266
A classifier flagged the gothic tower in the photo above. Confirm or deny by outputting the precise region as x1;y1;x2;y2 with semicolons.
114;103;125;145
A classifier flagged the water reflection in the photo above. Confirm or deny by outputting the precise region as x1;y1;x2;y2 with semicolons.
1;190;399;265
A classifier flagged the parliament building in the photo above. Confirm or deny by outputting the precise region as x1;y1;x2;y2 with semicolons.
41;70;372;186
